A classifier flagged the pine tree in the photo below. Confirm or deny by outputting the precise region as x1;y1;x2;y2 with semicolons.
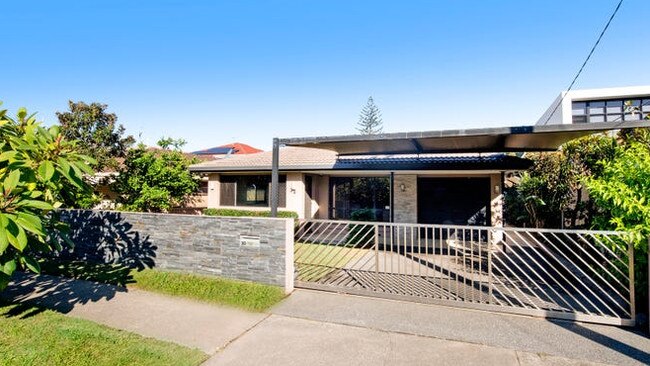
356;96;383;135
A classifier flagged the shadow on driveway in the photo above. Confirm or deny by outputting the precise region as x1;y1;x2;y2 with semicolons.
549;319;650;365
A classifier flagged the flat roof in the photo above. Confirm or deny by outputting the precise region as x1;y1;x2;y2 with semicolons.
279;120;650;155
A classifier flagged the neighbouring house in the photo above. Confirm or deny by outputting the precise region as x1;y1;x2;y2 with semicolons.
536;85;650;125
188;143;263;211
192;142;263;159
189;146;532;226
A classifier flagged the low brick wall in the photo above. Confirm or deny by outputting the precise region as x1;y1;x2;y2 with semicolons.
58;210;294;292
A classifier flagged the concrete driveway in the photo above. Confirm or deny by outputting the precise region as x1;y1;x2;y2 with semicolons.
204;289;649;366
261;289;649;366
204;314;601;366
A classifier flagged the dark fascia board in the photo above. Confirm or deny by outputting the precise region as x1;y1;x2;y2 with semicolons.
188;157;532;173
278;120;650;154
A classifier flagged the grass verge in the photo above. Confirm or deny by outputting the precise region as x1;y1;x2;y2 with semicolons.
0;301;207;366
39;260;286;312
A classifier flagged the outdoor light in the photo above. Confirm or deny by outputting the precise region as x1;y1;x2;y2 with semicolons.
399;183;406;192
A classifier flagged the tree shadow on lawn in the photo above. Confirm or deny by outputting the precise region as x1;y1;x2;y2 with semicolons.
0;271;127;317
1;210;159;318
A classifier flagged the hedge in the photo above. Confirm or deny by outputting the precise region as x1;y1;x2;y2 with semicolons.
203;208;299;219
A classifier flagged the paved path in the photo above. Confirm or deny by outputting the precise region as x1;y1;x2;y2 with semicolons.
3;274;648;365
2;272;266;354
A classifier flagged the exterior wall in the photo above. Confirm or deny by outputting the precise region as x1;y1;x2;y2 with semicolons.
183;193;208;208
207;173;220;208
59;210;294;292
489;173;504;228
490;173;504;245
303;174;319;219
393;174;417;223
286;172;306;219
315;175;330;219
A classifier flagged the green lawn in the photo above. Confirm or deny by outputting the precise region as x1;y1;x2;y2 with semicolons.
294;242;370;281
0;302;207;366
39;260;286;312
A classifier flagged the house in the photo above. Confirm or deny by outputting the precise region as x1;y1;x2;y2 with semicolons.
536;85;650;125
192;142;262;159
189;146;531;226
190;87;650;225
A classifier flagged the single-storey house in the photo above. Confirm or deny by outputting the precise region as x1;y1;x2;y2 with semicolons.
189;145;531;227
189;117;650;227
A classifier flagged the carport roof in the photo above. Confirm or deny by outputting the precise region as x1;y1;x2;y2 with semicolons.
279;120;650;155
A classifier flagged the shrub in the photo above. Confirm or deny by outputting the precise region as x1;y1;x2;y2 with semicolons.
202;208;298;219
112;139;199;213
0;105;94;290
347;209;376;246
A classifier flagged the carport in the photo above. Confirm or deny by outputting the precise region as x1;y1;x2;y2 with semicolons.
269;119;650;215
269;120;649;326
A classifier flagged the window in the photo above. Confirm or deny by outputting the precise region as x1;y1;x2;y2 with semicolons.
643;99;650;119
330;177;390;221
220;175;286;207
572;97;649;123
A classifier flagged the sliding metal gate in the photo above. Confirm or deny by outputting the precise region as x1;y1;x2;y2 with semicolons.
294;220;636;326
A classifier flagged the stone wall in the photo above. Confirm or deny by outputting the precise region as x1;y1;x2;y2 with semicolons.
393;175;418;223
59;210;294;292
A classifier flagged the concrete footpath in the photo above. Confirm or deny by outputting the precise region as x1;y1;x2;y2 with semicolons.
3;274;649;365
2;272;266;354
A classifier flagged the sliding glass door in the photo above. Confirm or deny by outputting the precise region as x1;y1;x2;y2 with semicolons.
330;177;390;222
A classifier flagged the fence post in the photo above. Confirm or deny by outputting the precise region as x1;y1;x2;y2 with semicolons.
374;224;379;291
488;229;493;305
628;238;636;324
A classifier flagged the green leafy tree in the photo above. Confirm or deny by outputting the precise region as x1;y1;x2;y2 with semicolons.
356;96;383;135
0;105;94;290
505;152;576;228
57;101;135;172
586;141;650;303
112;139;199;212
504;134;617;228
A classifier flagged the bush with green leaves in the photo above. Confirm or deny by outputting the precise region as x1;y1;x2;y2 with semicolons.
112;140;199;212
0;105;94;290
586;141;650;302
504;134;617;229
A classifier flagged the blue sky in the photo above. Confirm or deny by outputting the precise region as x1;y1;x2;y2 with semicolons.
2;0;649;151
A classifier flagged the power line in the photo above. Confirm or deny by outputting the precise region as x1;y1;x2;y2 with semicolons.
541;0;624;125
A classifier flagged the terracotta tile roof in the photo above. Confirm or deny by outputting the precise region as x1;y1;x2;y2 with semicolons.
193;142;263;156
218;142;262;154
